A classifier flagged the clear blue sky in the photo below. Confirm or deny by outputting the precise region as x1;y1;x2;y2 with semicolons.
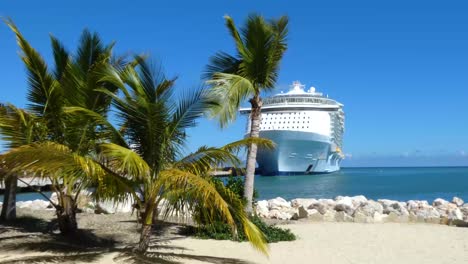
1;0;467;167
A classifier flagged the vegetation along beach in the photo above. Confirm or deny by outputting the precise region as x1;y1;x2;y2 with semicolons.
1;1;468;263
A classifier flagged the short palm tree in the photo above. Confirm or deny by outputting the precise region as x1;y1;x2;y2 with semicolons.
95;58;270;252
1;57;271;253
205;14;289;213
1;19;123;233
0;104;46;221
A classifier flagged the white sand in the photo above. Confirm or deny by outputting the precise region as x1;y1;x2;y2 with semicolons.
164;222;468;264
2;210;468;264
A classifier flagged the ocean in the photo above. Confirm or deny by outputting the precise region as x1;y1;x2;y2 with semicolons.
255;167;468;202
2;167;468;203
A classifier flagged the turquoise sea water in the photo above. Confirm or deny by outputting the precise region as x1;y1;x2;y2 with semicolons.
255;167;468;202
2;167;468;203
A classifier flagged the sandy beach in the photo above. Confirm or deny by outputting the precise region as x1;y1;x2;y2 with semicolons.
1;209;468;264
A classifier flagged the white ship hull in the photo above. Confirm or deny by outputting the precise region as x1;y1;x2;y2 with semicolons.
256;130;342;175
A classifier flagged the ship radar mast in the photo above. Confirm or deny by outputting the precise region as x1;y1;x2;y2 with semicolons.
290;81;305;92
284;81;322;96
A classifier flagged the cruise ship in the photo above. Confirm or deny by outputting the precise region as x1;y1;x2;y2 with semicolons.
240;81;345;175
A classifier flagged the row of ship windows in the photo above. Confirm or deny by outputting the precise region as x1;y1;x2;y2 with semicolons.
261;126;310;129
263;98;335;105
262;121;312;124
264;112;305;115
263;116;313;120
264;111;338;115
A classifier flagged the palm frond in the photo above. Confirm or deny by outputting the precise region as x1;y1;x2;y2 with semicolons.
4;18;64;140
75;29;105;74
0;142;134;202
223;15;248;58
0;104;45;149
98;143;151;181
204;52;241;80
210;180;268;254
174;146;240;175
0;142;94;191
221;137;275;155
169;87;212;134
63;106;128;148
157;169;235;224
159;169;268;254
50;34;70;81
206;73;255;127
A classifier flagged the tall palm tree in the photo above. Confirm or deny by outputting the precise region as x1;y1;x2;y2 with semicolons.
1;57;272;253
205;14;289;213
1;19;123;233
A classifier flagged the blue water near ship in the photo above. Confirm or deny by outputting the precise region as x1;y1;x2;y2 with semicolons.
2;167;468;203
255;167;468;202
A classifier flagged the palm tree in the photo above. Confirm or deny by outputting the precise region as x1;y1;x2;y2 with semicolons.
94;58;271;252
0;104;46;221
205;14;289;213
1;57;271;253
1;19;123;233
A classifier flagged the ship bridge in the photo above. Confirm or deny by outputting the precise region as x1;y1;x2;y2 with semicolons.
240;81;343;114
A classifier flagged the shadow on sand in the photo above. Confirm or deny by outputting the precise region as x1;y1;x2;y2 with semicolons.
0;216;255;264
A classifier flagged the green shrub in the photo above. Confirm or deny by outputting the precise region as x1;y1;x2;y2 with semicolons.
248;215;296;242
224;176;259;203
189;175;296;243
188;215;296;243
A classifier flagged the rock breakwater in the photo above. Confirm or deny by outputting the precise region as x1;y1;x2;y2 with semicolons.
4;193;468;227
256;196;468;226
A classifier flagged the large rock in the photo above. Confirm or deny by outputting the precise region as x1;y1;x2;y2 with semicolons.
373;212;386;223
334;197;355;215
433;199;458;218
335;211;353;222
76;190;93;209
96;198;133;214
384;212;409;223
354;211;373;223
49;192;59;205
291;198;318;208
268;197;291;210
323;210;336;222
452;197;464;207
407;200;430;212
308;199;336;214
408;201;440;222
447;208;463;221
460;205;468;221
297;206;309;219
433;198;449;207
268;209;293;220
378;199;408;216
17;199;49;210
48;191;93;210
308;209;323;221
255;200;269;218
350;195;368;207
354;200;383;217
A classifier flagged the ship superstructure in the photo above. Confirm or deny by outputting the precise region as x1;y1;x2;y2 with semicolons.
240;81;345;175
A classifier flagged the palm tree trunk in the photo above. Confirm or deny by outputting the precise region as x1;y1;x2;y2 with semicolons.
244;96;262;214
1;174;17;221
138;204;154;252
57;194;78;235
